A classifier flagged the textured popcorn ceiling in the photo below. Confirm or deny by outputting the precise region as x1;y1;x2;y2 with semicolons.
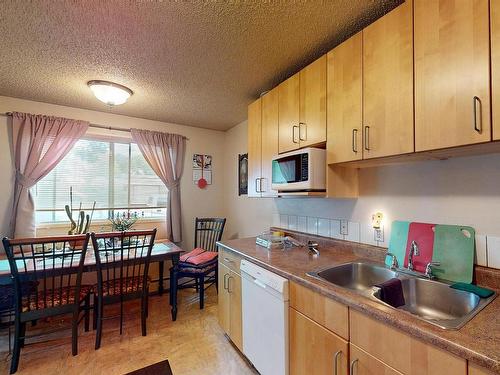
0;0;401;130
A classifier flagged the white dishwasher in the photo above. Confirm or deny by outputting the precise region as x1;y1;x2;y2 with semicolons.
240;259;289;375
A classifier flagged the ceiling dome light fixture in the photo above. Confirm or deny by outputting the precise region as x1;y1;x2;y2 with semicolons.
87;80;133;106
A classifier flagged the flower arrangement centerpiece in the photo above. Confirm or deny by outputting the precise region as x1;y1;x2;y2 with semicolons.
109;211;139;232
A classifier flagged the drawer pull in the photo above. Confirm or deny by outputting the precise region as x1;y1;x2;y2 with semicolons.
223;257;233;263
223;273;229;290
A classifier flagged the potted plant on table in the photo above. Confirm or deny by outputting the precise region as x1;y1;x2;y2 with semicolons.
65;187;96;249
108;211;139;246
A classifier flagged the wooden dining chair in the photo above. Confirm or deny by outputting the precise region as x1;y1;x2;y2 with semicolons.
171;218;226;312
91;229;156;350
2;234;92;374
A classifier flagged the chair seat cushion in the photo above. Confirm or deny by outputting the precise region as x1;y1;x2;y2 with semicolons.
97;276;151;297
180;247;206;262
180;249;218;266
178;258;217;274
22;285;92;312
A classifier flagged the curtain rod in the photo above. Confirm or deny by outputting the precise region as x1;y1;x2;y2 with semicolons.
1;112;189;140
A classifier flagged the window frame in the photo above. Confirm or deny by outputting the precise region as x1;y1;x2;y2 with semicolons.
33;135;168;225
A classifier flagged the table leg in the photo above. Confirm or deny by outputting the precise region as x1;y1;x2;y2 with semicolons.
170;254;180;321
158;261;164;296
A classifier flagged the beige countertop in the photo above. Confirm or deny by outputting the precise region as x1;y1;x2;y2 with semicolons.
217;235;500;373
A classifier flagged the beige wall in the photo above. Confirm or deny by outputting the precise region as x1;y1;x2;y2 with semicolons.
0;95;226;251
223;120;500;268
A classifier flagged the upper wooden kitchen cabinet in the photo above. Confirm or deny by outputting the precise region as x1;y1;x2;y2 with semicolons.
247;98;262;197
247;90;279;197
260;89;279;196
327;31;363;164
279;56;326;153
414;0;491;151
362;0;414;159
491;0;500;140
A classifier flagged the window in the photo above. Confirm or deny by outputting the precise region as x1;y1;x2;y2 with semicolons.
33;138;167;224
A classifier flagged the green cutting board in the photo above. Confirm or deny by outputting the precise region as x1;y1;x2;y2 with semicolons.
387;221;410;268
431;225;475;283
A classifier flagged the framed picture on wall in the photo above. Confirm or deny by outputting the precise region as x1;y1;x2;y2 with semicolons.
238;153;248;195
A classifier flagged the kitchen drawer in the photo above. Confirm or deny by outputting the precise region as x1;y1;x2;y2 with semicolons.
350;343;403;375
289;281;349;340
469;363;495;375
350;310;466;375
219;248;242;274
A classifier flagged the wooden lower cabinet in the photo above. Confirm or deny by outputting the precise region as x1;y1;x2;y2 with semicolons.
349;344;402;375
289;307;348;375
349;310;466;375
217;261;242;351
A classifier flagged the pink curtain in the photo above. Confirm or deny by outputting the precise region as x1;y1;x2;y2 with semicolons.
131;129;186;243
11;112;89;238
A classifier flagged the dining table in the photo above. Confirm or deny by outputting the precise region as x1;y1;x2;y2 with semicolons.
0;239;185;321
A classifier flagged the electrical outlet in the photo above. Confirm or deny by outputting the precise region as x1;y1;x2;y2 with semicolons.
374;226;384;243
340;220;348;236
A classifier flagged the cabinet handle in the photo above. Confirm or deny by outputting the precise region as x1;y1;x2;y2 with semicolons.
364;126;370;151
352;129;358;153
473;96;482;134
292;125;299;144
223;257;233;264
227;276;233;293
260;178;266;192
349;358;358;375
223;273;229;290
299;122;307;141
333;350;342;375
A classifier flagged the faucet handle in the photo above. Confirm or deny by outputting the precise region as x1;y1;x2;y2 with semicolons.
386;252;399;269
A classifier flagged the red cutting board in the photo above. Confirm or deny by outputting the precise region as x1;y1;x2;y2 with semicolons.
404;222;435;273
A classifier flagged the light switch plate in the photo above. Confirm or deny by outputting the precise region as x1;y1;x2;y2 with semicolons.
340;220;348;236
374;226;384;242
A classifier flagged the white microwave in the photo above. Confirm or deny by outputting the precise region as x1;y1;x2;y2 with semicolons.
271;148;326;191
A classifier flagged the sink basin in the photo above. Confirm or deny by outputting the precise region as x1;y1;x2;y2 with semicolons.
307;262;397;291
308;261;496;329
373;276;495;329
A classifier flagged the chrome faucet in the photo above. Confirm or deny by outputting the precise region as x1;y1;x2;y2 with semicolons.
425;261;441;279
386;252;399;269
407;241;419;271
307;241;320;256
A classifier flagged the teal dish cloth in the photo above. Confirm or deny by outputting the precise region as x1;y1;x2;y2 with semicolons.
450;283;495;298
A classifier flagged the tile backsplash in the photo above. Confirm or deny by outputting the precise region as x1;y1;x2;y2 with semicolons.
271;212;499;270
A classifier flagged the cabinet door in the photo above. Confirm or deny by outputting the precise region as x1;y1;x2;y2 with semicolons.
490;0;500;140
363;0;414;159
299;55;327;148
247;99;262;197
217;262;231;334
327;32;363;164
415;0;490;150
261;88;279;197
228;270;242;351
349;344;403;375
278;73;300;153
290;308;348;375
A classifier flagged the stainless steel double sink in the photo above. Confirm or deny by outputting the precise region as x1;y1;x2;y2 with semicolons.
307;262;496;330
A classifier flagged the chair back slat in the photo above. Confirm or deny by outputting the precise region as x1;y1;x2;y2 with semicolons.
91;229;157;297
194;218;226;252
2;234;90;313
